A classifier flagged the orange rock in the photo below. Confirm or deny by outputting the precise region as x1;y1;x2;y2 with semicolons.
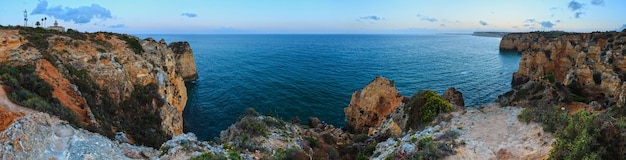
0;107;23;131
344;76;403;134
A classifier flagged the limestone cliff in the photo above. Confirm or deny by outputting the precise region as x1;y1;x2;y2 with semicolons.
344;76;404;135
168;41;198;81
497;30;626;111
0;27;196;147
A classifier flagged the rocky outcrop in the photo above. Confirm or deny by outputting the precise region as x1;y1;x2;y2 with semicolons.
344;76;404;135
0;27;196;147
444;87;465;111
0;112;226;159
497;30;626;111
168;41;198;81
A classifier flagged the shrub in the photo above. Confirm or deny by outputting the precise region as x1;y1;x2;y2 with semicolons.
238;118;268;137
415;136;442;159
306;136;320;148
118;34;144;54
549;111;603;159
406;90;453;129
517;106;568;132
544;73;555;83
363;144;376;156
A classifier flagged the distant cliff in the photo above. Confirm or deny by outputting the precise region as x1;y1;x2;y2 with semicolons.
0;26;197;147
497;30;626;110
472;32;509;38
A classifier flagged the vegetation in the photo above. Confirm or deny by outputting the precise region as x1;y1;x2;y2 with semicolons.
405;90;453;129
544;73;555;83
549;111;603;159
517;106;568;132
119;34;144;54
0;64;81;127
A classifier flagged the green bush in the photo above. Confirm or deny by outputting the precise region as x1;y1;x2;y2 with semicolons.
549;111;603;159
118;35;144;54
415;136;442;159
0;65;81;128
406;90;453;129
516;106;568;132
239;118;268;137
544;73;555;83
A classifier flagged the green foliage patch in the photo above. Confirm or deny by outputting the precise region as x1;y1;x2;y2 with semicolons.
0;64;80;127
406;90;453;129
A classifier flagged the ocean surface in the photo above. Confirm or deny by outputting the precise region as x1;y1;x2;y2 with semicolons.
138;34;521;140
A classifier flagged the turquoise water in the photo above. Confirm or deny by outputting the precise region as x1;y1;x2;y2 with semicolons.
138;34;521;140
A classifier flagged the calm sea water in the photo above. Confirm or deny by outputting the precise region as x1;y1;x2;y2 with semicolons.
138;34;521;140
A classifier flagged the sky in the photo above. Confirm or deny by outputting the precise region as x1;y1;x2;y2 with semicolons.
1;0;625;34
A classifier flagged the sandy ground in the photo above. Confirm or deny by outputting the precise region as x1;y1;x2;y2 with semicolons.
443;104;554;160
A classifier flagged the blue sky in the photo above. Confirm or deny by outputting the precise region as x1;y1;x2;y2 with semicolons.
1;0;625;34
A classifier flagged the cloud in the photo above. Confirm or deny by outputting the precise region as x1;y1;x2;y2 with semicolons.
524;19;536;23
479;20;488;26
575;12;584;18
568;1;584;11
440;24;445;27
421;17;438;22
618;24;626;32
108;24;124;28
181;12;197;18
31;0;112;24
416;14;438;23
540;21;555;28
591;0;604;6
524;24;530;27
358;16;384;21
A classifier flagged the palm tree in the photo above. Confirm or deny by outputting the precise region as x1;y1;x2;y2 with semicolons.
35;21;40;28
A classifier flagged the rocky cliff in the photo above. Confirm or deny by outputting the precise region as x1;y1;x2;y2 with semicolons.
168;41;198;81
0;26;197;147
497;30;626;110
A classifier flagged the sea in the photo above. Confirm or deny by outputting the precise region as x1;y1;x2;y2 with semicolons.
137;34;521;141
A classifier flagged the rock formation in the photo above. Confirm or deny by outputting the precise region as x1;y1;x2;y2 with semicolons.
444;87;465;111
344;76;404;135
498;30;626;111
168;41;198;81
0;27;197;147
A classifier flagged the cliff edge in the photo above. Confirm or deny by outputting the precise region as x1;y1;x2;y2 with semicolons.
0;26;197;147
497;30;626;110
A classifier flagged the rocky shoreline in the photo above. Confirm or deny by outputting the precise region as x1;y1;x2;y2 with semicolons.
1;27;624;159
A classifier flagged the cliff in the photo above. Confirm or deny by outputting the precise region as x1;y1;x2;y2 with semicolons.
168;41;198;81
497;30;626;110
0;26;197;147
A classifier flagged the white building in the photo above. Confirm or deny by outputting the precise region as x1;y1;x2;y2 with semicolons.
48;20;65;32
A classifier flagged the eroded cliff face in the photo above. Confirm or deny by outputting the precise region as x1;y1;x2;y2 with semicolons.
498;31;626;111
344;76;404;135
0;27;195;147
168;41;198;81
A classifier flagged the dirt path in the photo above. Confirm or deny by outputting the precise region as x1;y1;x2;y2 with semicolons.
442;104;554;160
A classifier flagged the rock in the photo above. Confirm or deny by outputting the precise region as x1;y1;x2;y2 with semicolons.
344;76;404;134
168;41;198;81
0;28;195;146
589;101;601;111
115;132;131;144
497;31;626;109
309;117;321;128
444;87;465;111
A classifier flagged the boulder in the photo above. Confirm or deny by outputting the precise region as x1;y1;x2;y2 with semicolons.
344;76;404;134
444;87;465;111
